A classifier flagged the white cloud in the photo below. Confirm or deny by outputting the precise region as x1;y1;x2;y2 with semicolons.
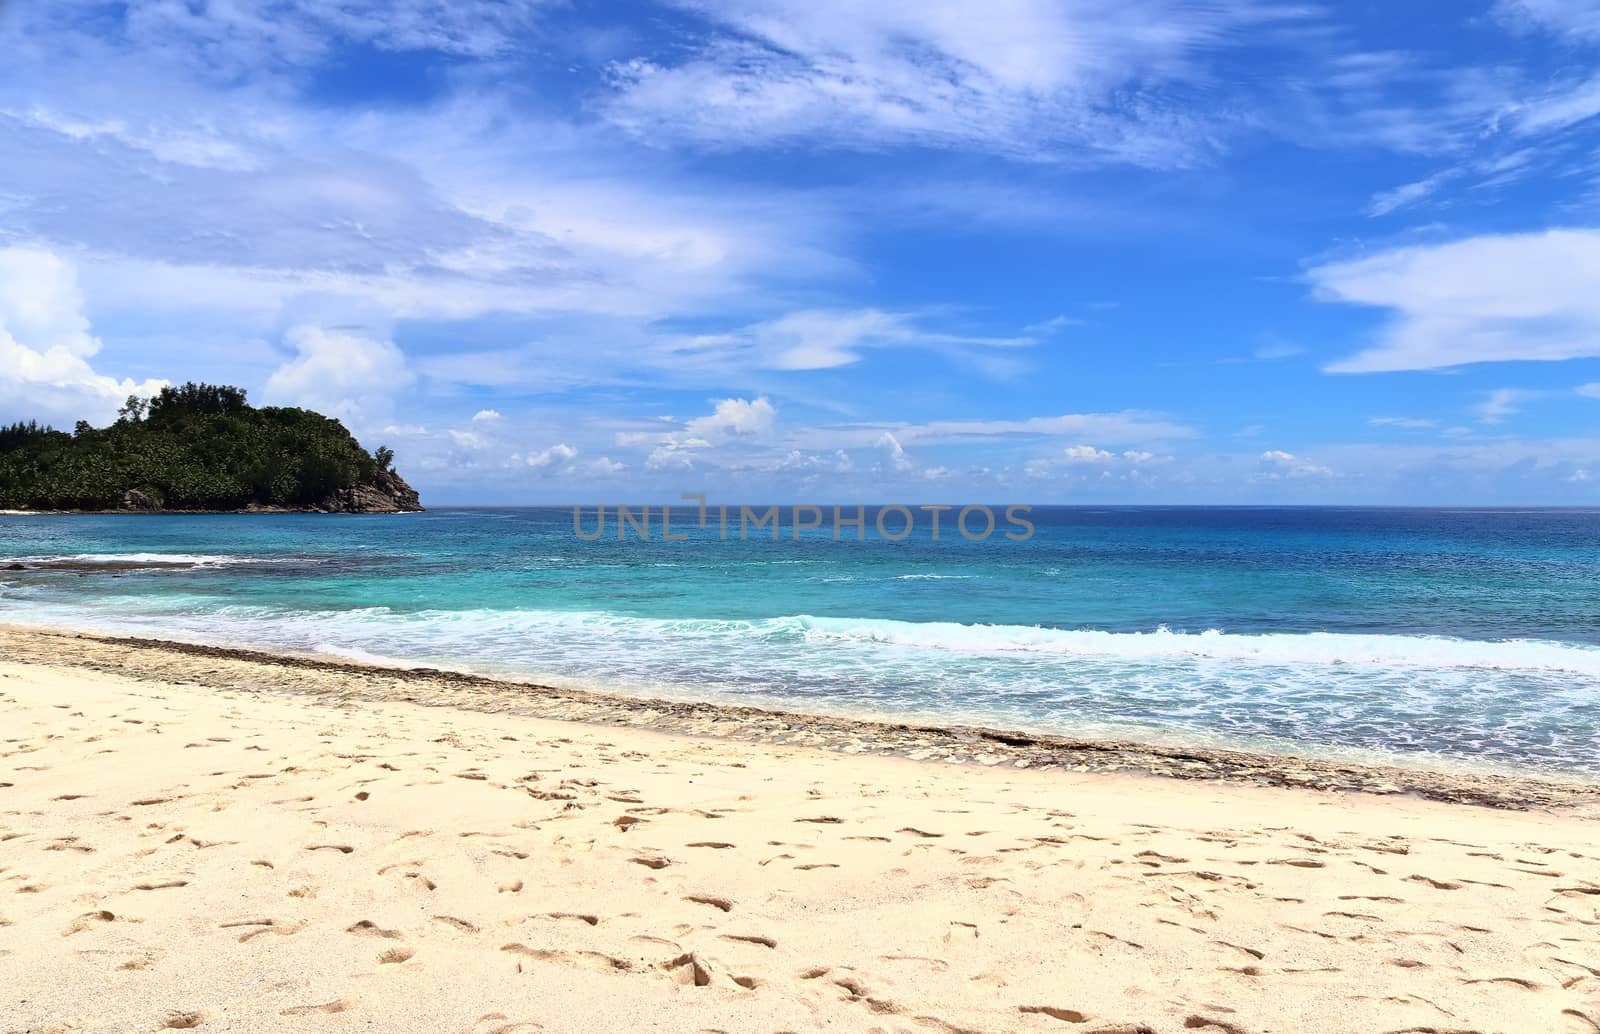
0;246;166;425
645;435;712;471
35;0;556;77
1579;382;1600;399
1362;150;1540;222
794;410;1193;450
263;324;414;426
1028;443;1166;477
876;432;914;472
1062;444;1116;464
1369;416;1437;429
684;396;776;437
603;0;1311;165
1497;0;1600;39
1476;388;1543;424
661;309;1034;372
525;442;578;472
588;456;627;476
472;408;503;423
1509;74;1600;135
775;449;853;474
1251;341;1304;361
1313;229;1600;372
1366;170;1458;217
1257;449;1334;479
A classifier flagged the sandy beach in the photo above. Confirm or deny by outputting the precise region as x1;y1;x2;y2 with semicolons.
3;627;1599;1033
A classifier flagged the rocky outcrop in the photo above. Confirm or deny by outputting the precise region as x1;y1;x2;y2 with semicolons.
121;489;162;511
318;469;423;513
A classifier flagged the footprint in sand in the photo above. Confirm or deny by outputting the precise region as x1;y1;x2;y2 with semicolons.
684;895;733;913
546;912;599;926
1184;1015;1248;1034
468;1013;541;1033
1019;1005;1091;1023
225;918;306;943
280;1000;353;1017
721;934;776;948
1563;1010;1600;1034
660;952;714;987
63;909;116;936
160;1010;206;1029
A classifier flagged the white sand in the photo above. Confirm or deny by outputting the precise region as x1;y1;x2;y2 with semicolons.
2;657;1598;1034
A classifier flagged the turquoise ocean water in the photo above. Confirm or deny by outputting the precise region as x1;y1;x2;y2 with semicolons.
2;506;1598;776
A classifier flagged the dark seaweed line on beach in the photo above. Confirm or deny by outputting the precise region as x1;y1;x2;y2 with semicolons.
3;625;1596;813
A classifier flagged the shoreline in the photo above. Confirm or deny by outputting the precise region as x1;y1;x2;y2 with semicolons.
4;622;1596;813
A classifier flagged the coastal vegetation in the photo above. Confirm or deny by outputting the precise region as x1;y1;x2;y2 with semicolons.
0;383;420;512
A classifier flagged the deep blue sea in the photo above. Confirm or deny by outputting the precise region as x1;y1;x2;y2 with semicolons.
3;506;1598;776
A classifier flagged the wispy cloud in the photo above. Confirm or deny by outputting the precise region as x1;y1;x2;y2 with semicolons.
602;0;1315;165
1366;170;1460;217
1475;387;1544;425
1496;0;1600;41
657;309;1038;372
794;411;1195;450
1369;416;1437;429
21;0;557;76
1313;229;1600;372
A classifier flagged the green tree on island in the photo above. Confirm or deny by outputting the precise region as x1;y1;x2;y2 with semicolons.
0;383;420;512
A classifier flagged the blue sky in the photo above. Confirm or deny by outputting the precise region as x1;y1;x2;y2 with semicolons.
3;0;1600;504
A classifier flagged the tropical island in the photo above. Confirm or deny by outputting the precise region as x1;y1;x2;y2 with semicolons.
0;383;422;513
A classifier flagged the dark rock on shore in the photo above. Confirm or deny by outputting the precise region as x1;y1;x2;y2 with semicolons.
122;489;162;511
318;470;423;513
